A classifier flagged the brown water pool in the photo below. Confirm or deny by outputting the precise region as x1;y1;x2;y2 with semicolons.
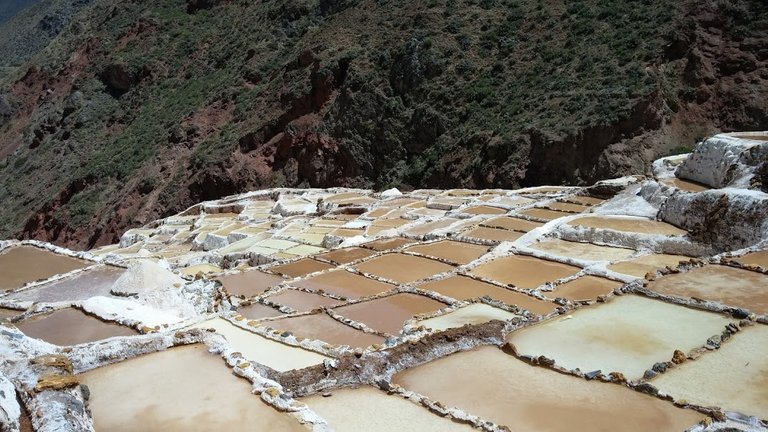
266;313;385;348
517;208;573;221
79;344;306;431
316;247;376;265
216;270;285;298
0;246;90;291
269;258;334;278
461;205;506;215
393;346;704;432
361;237;416;251
481;216;544;232
647;265;768;315
608;253;693;278
546;202;591;213
460;226;524;243
292;270;394;299
470;255;581;288
732;250;768;268
569;216;687;236
15;308;137;346
237;303;285;320
355;253;455;284
405;241;489;265
417;276;557;315
264;289;344;312
663;178;710;193
333;293;448;335
529;239;635;262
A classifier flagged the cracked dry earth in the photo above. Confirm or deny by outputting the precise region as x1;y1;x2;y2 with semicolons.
2;135;768;432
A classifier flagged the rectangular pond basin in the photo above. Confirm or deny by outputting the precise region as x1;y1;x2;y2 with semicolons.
301;386;475;432
564;196;605;206
292;270;394;299
405;240;490;265
652;324;768;419
647;265;768;315
0;246;90;291
393;346;704;432
15;308;137;346
460;227;524;243
405;218;460;237
608;253;693;278
264;289;344;312
731;250;768;268
361;237;416;251
333;293;448;335
550;276;623;301
354;253;455;284
529;239;635;262
568;216;687;236
0;308;21;321
546;202;591;213
216;270;285;298
662;178;710;193
418;303;519;331
316;247;377;265
461;205;507;215
506;295;733;380
264;313;384;349
417;276;557;315
481;216;544;232
192;318;329;371
517;208;573;221
237;303;285;320
469;255;581;289
79;344;306;432
6;265;125;303
269;258;334;278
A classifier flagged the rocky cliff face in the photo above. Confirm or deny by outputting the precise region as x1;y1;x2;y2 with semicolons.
0;0;766;249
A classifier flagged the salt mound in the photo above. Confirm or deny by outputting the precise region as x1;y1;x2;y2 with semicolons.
110;260;184;296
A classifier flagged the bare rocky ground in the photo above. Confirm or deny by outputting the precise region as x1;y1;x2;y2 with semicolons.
0;133;767;431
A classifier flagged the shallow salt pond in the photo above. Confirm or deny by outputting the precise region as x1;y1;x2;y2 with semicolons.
0;308;21;320
0;246;90;291
316;247;376;265
529;239;635;262
265;313;384;349
237;303;285;320
647;265;768;315
333;293;448;335
192;318;328;371
79;344;306;432
301;386;475;432
461;205;506;215
264;289;344;312
417;276;557;315
517;208;573;221
7;265;125;303
608;253;693;278
418;303;519;331
550;276;623;301
269;258;334;278
405;218;460;236
507;295;732;379
481;216;543;232
470;255;581;289
361;237;416;251
405;240;489;265
393;346;704;432
546;201;591;213
731;250;768;268
663;178;710;193
569;215;687;236
652;324;768;419
355;253;454;284
217;270;285;298
460;226;524;243
15;308;137;346
292;270;394;299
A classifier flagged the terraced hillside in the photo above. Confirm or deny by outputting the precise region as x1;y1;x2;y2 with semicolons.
0;0;766;248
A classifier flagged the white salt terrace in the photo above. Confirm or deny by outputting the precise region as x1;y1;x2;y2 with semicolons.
2;134;768;432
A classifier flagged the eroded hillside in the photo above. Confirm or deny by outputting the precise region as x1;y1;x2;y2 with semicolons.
0;0;766;248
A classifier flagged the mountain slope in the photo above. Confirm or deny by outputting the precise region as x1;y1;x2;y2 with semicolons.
0;0;766;249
